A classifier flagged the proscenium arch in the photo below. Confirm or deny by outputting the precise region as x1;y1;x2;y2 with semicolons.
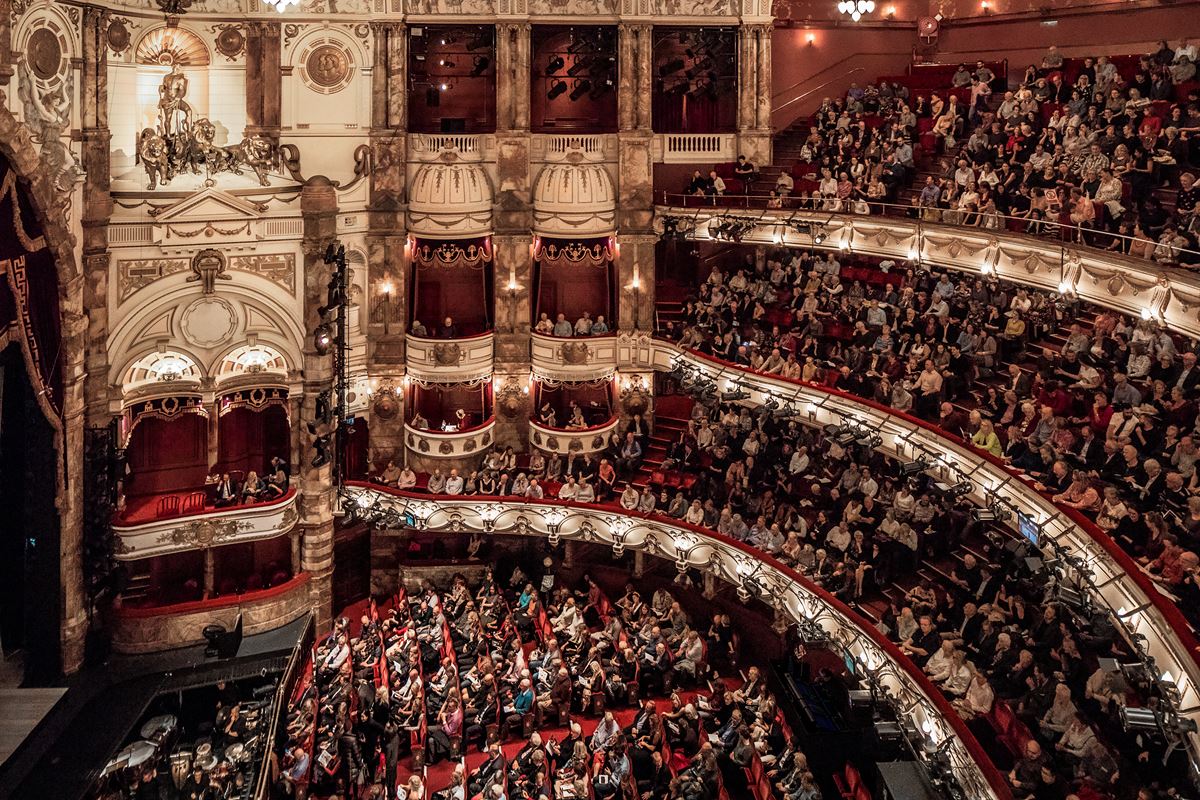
342;483;1011;800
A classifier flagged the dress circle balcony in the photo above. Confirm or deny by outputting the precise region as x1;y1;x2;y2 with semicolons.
530;331;617;382
528;413;622;455
532;161;616;237
405;415;497;459
405;330;495;384
408;156;492;238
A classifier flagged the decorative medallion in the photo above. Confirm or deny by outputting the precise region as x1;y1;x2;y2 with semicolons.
214;25;246;61
157;518;253;549
26;29;63;81
463;438;477;452
532;431;543;445
591;435;604;449
301;42;354;95
432;342;463;366
418;439;430;452
569;438;583;451
438;441;454;455
107;19;132;57
547;436;560;450
188;248;231;294
280;505;299;528
481;432;491;446
373;392;399;421
560;341;591;365
180;297;238;348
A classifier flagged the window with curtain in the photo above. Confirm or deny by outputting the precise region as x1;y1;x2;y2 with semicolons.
410;237;494;335
532;237;615;326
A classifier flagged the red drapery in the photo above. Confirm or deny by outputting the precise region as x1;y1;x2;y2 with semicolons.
126;413;209;496
409;383;492;429
217;404;289;479
533;237;614;323
532;381;614;426
410;237;493;334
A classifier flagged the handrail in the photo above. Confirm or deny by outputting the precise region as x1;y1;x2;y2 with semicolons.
657;192;1200;264
774;66;867;115
528;413;620;435
654;201;1200;342
405;415;497;437
114;572;311;618
345;482;1012;800
406;329;495;344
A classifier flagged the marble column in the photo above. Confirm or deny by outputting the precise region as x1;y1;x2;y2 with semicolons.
616;234;656;332
299;176;340;632
245;22;283;141
206;397;220;471
737;25;757;133
203;549;216;598
617;24;636;132
495;24;516;132
513;24;531;132
634;25;653;132
367;22;408;472
755;25;772;132
59;291;88;676
492;234;532;452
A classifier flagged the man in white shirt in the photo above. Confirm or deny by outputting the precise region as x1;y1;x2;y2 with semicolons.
620;484;640;510
575;312;593;336
444;468;464;495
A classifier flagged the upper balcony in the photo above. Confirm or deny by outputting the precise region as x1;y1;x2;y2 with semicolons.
654;200;1200;342
406;331;495;384
531;331;618;382
529;414;621;455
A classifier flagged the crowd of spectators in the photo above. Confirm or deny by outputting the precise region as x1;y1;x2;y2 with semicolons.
534;311;612;337
681;39;1200;266
279;566;815;800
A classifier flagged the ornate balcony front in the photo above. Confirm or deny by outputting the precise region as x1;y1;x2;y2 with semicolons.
111;574;311;654
405;331;495;384
530;332;617;382
528;414;621;455
404;417;496;460
112;489;299;560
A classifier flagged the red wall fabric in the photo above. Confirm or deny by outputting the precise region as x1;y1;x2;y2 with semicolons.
126;414;209;496
217;405;289;479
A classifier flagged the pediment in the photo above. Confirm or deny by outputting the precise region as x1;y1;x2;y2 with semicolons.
153;188;263;223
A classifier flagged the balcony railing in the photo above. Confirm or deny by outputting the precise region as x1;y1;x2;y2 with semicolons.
528;414;621;454
341;483;1008;800
408;133;485;162
658;133;737;164
404;416;496;459
406;331;495;384
530;332;618;382
112;489;299;560
111;573;311;654
655;200;1200;341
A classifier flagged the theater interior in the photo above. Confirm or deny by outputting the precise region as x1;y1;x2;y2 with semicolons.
2;0;1200;799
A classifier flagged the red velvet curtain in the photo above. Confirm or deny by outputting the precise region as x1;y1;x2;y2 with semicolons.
343;417;369;480
533;238;613;323
410;238;493;334
410;384;490;428
217;405;289;478
126;414;209;496
533;382;613;424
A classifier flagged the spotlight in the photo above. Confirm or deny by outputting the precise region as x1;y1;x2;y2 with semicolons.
813;231;827;245
721;388;749;401
311;434;331;468
547;80;568;100
546;55;565;75
898;458;932;476
470;56;490;76
569;79;592;101
568;56;594;76
313;324;333;355
658;58;685;77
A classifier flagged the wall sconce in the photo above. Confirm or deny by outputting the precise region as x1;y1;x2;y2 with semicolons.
496;375;530;418
805;31;816;45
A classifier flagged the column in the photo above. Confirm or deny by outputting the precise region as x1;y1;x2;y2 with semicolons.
634;25;653;132
736;26;756;133
755;25;772;131
203;549;216;598
495;24;515;131
59;292;88;676
616;234;656;332
513;24;531;132
207;397;220;470
367;22;409;472
491;234;532;452
299;176;340;631
245;22;282;141
617;24;636;132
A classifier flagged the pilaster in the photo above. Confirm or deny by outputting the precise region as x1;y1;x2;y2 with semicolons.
245;21;282;142
0;0;13;87
299;177;340;632
616;234;656;333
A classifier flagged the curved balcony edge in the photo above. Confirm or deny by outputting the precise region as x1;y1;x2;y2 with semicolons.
650;339;1200;750
112;489;300;561
342;482;1010;800
111;573;312;654
529;414;622;454
406;331;495;384
657;205;1200;342
530;331;619;383
404;417;497;459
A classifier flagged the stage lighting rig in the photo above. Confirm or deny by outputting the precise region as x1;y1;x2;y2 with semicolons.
309;242;351;487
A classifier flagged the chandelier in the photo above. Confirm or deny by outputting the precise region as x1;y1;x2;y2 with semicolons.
260;0;297;11
837;0;875;20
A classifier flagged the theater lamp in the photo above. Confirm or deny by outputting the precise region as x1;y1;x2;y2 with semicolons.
837;0;875;20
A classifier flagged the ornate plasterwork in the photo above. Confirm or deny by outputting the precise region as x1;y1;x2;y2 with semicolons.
114;491;300;559
157;517;254;548
180;296;237;348
117;253;296;302
299;38;355;95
